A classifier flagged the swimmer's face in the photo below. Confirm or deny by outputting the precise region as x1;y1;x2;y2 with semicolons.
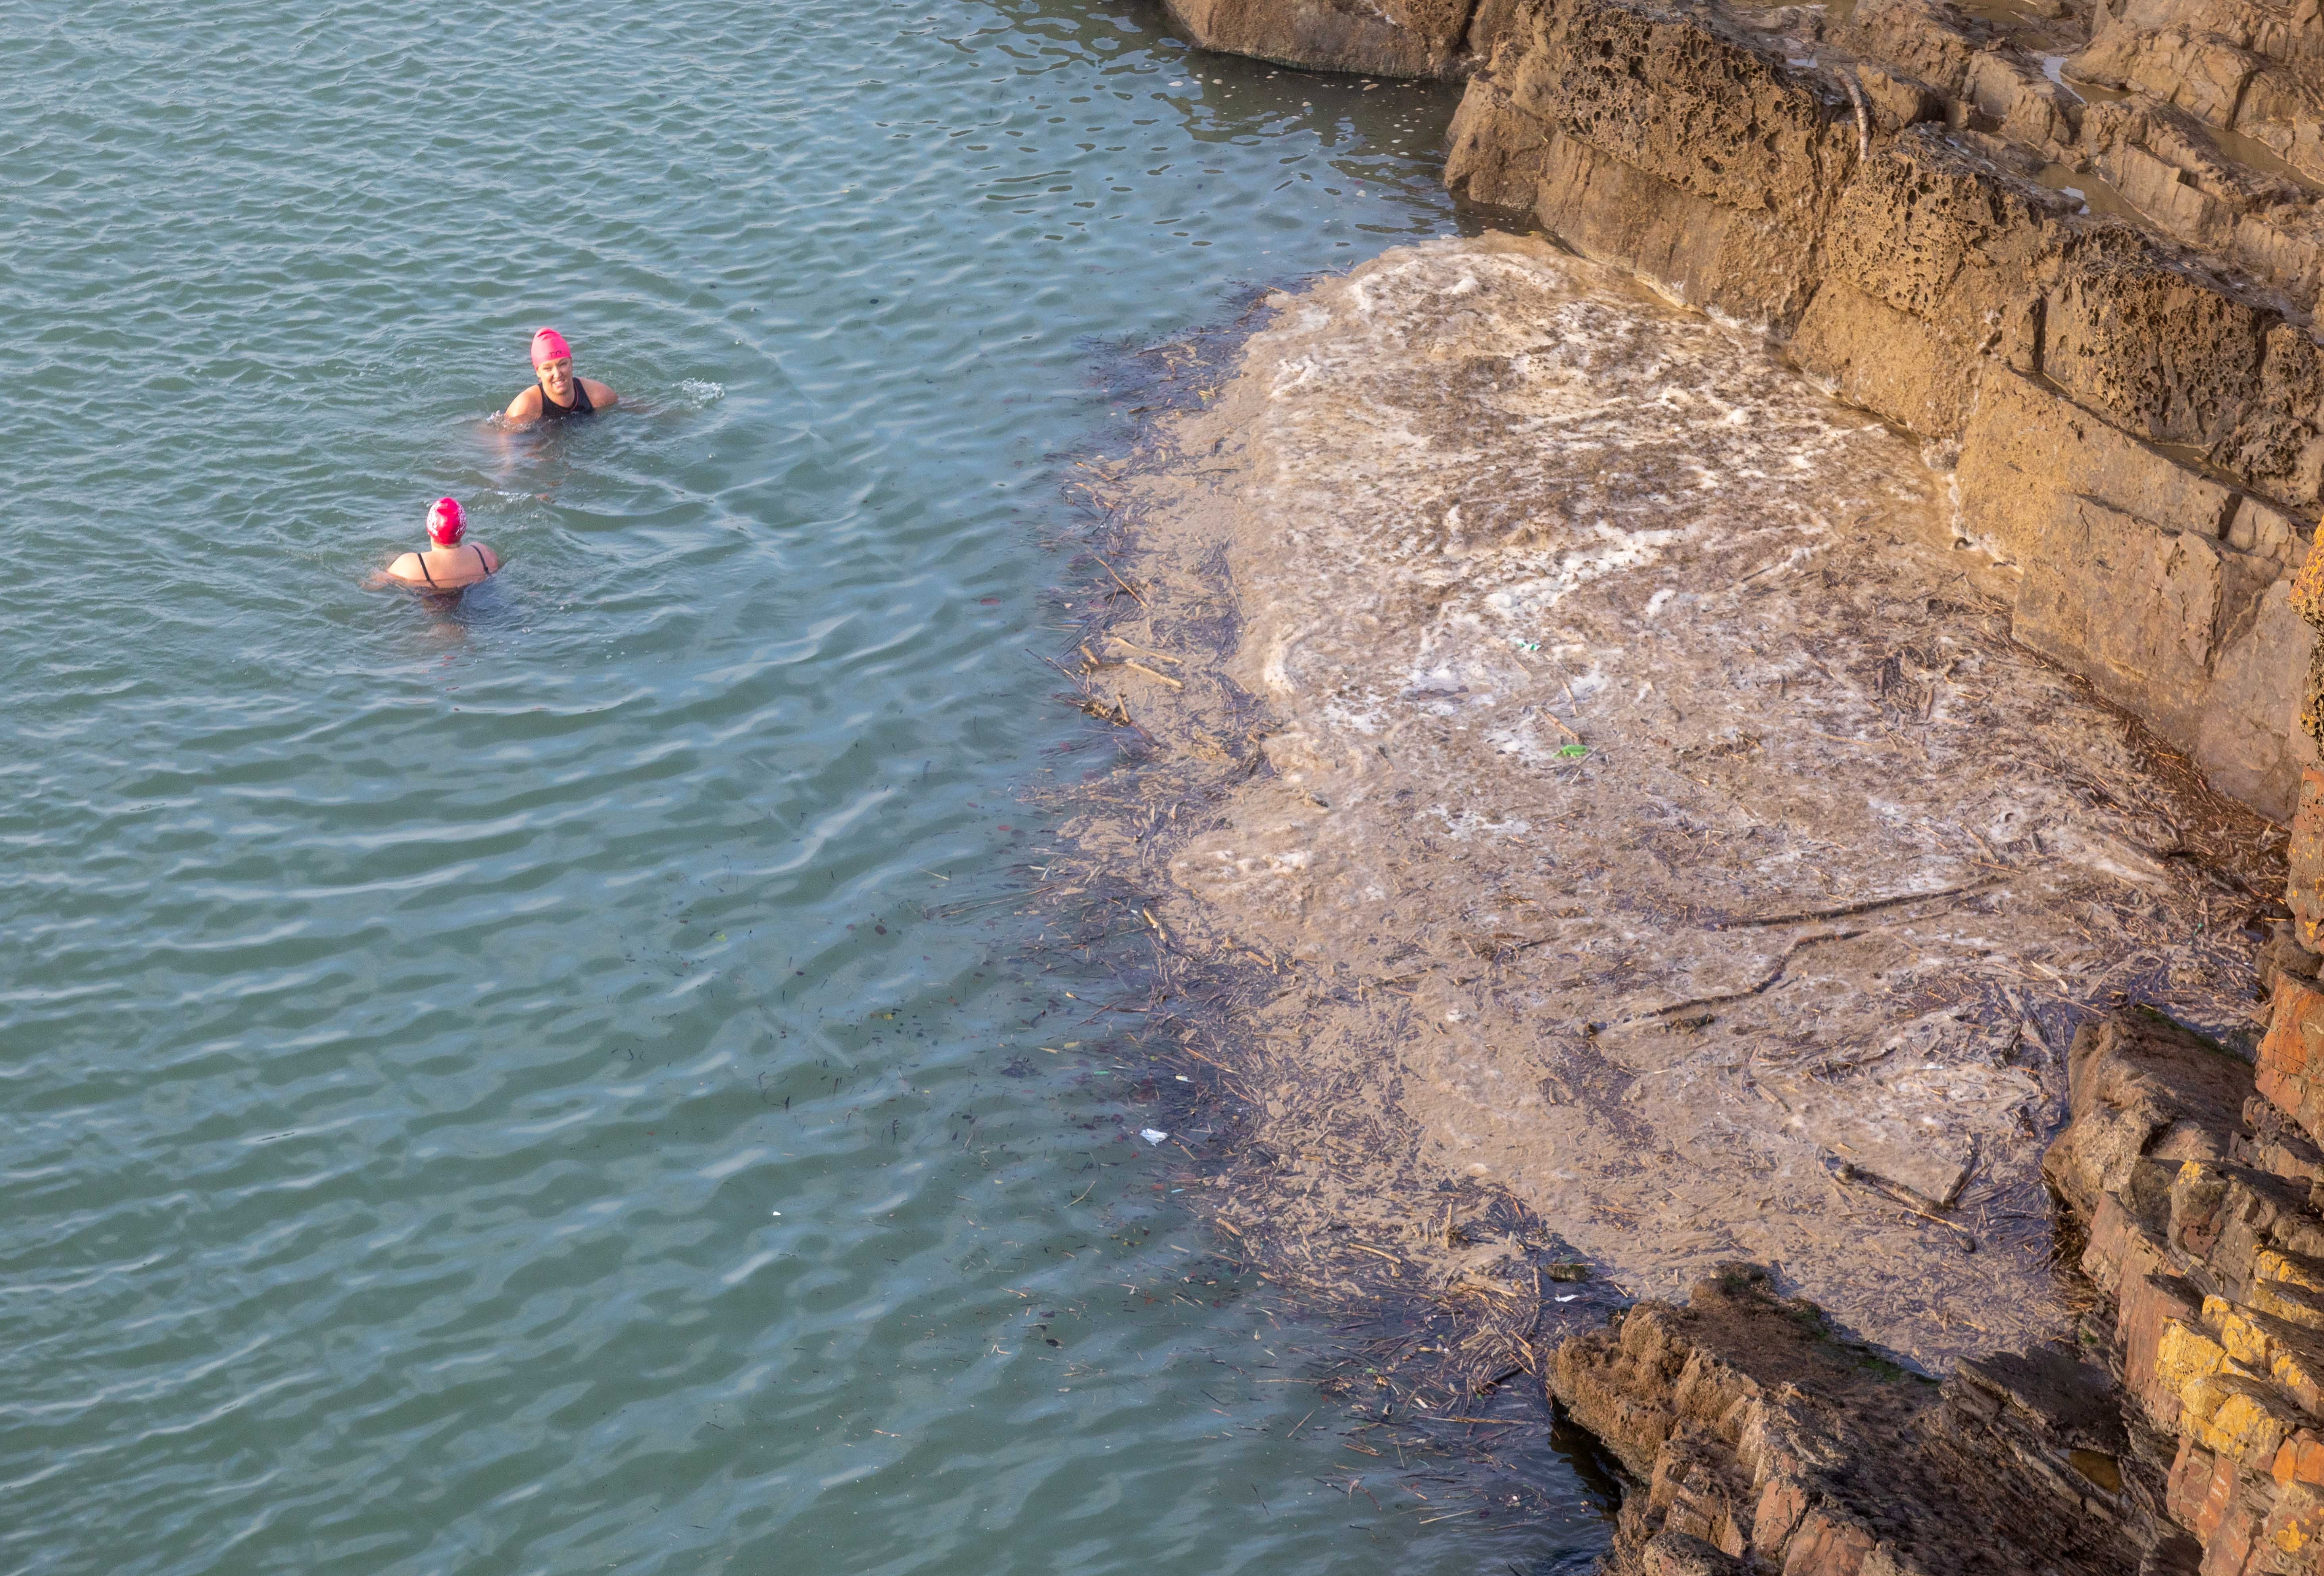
538;356;574;397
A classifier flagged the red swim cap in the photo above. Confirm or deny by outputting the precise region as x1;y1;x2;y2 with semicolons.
427;497;465;545
531;327;572;368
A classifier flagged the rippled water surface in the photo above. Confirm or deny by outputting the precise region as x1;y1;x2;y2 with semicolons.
2;4;1612;1572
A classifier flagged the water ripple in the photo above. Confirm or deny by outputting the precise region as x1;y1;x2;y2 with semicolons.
0;2;1611;1573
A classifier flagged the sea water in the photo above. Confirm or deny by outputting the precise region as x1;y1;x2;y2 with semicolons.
0;3;1611;1572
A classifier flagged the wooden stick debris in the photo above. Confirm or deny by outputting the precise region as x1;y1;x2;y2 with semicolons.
1107;635;1183;664
1090;553;1147;606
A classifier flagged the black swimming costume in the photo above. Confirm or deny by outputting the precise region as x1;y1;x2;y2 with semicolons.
531;377;595;420
413;546;492;589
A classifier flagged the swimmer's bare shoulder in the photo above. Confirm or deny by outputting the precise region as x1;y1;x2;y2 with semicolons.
376;545;500;589
579;376;617;409
503;385;546;426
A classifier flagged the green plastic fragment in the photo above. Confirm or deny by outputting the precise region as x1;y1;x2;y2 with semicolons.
1557;744;1590;759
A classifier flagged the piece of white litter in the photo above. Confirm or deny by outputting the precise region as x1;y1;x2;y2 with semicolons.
1176;1075;1191;1082
1141;1128;1170;1145
771;1211;782;1216
1555;1294;1580;1302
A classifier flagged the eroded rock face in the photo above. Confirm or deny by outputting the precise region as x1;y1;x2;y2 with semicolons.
2044;1007;2253;1218
1444;0;2324;818
2039;982;2324;1575
1547;987;2324;1574
1547;1264;2168;1574
1157;0;1487;77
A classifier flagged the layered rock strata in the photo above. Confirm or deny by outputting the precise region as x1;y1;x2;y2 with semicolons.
1547;1261;2177;1574
1545;845;2324;1576
1156;0;2324;821
1544;989;2324;1574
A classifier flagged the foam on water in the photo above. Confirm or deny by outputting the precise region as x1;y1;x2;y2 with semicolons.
1107;234;2271;1367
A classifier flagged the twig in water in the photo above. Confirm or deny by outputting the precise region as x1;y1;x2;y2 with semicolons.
1090;553;1147;606
1711;876;2001;930
1626;927;1865;1022
1107;635;1182;664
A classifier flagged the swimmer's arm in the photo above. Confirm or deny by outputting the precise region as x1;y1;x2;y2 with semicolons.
502;386;545;426
479;545;502;573
581;377;618;409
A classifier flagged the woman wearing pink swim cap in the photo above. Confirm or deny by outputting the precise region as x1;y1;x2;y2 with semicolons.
377;498;501;592
504;326;618;426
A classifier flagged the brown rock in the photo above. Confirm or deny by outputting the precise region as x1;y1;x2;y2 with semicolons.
1776;1507;1879;1574
2272;1427;2324;1490
1788;280;1983;436
1446;0;1852;329
2041;252;2276;461
2044;1008;2254;1221
2256;1480;2324;1569
2013;492;2226;748
2127;1274;2211;1415
1640;1528;1751;1575
1955;366;2240;568
2235;1090;2324;1187
2261;981;2324;1149
1157;0;1481;77
2292;771;2324;954
2194;579;2321;823
2173;1435;2227;1526
1549;1265;2159;1574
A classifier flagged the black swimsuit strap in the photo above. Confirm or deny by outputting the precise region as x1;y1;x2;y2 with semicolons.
416;553;437;587
473;545;490;576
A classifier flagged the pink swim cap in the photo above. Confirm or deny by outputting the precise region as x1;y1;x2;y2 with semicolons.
530;328;572;368
427;497;465;545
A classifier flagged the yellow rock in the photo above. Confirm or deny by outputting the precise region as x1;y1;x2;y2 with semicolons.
2158;1318;2239;1393
2254;1278;2324;1334
2186;1374;2303;1464
2208;1297;2274;1367
2268;1481;2324;1557
2199;1299;2324;1414
2258;1249;2324;1295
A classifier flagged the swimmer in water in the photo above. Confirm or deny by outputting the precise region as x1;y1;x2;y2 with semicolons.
503;327;618;426
377;498;500;591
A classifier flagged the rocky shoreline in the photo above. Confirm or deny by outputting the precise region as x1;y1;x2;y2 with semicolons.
1082;1;2324;1569
1169;0;2324;820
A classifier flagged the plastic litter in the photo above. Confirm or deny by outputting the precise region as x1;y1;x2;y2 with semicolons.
1557;744;1589;758
1140;1128;1169;1145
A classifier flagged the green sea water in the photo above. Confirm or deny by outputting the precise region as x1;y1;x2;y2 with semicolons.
0;4;1612;1571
